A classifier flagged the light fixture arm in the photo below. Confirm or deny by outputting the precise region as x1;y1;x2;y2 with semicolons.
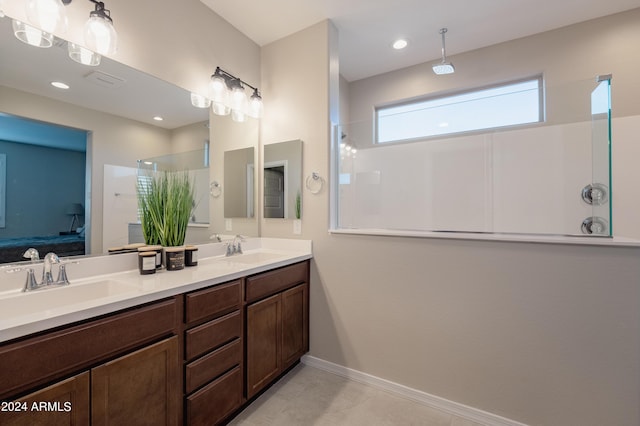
59;0;113;23
439;28;449;63
212;67;260;96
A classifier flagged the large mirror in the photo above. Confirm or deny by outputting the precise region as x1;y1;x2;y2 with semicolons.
0;15;257;264
263;140;303;219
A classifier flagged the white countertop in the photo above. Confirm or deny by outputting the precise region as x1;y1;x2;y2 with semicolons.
0;238;312;343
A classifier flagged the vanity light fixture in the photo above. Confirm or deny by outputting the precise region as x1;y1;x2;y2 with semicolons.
68;42;101;66
12;19;54;47
25;0;68;35
83;0;117;55
14;0;117;58
190;92;211;109
432;28;455;75
208;67;263;120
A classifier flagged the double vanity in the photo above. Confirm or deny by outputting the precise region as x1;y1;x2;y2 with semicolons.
0;238;312;425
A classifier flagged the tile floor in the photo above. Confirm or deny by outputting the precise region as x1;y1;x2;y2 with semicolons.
228;364;484;426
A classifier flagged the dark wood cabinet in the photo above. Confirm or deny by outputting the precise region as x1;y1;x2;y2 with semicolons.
91;337;180;426
0;372;90;426
183;279;244;426
245;261;309;399
0;259;310;426
281;284;309;369
246;293;282;398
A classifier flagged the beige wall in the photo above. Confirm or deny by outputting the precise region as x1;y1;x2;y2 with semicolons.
261;12;640;426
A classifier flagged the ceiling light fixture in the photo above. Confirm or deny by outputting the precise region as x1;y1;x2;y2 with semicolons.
13;0;117;58
51;81;70;89
392;39;408;50
207;67;263;121
432;28;455;75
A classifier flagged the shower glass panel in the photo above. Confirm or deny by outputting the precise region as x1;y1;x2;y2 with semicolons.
333;76;613;237
588;77;612;236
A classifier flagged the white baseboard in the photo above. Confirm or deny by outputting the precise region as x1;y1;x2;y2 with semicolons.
301;355;528;426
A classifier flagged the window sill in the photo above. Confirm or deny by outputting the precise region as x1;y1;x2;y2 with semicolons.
329;228;640;248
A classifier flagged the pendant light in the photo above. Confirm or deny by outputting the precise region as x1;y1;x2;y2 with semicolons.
432;28;455;75
84;1;117;55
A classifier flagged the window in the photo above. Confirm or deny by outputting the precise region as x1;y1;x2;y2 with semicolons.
376;76;543;143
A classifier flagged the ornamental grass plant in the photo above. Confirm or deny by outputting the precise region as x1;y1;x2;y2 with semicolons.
137;170;194;247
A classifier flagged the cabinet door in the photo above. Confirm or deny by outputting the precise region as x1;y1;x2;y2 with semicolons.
246;293;281;399
281;283;309;369
91;337;180;426
0;372;89;426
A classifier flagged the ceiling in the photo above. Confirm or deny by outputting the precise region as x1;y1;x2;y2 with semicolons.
200;0;639;82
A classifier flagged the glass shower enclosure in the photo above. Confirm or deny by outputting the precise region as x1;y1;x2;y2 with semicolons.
333;75;613;237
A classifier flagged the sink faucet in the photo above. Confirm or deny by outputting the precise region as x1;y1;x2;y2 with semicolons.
22;252;71;292
225;235;246;256
23;248;40;262
42;252;60;285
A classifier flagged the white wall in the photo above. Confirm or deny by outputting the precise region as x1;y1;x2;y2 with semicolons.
261;11;640;426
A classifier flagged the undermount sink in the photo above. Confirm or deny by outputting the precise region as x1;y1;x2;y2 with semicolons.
0;279;142;318
222;251;286;264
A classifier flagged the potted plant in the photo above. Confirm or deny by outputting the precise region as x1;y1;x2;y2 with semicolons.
137;170;194;270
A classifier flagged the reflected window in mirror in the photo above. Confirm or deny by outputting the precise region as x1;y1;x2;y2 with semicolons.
263;140;302;219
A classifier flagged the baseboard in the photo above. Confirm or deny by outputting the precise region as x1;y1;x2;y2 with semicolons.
301;355;528;426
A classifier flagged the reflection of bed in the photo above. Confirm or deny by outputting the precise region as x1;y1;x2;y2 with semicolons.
0;234;85;263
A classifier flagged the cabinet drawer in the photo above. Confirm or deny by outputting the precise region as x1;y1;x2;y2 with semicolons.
185;280;242;325
186;366;242;426
185;310;241;362
185;338;241;394
246;261;309;303
0;298;177;400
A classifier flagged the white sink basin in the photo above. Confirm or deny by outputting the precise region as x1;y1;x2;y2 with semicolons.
0;279;142;318
222;251;286;264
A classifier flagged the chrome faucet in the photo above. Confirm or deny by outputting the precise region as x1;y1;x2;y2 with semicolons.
225;235;246;256
23;248;40;262
22;252;71;292
42;252;60;285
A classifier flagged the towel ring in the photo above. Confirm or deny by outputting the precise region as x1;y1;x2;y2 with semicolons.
210;181;222;198
305;172;324;194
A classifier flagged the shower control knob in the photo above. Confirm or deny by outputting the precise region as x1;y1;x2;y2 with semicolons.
581;216;608;235
581;183;608;205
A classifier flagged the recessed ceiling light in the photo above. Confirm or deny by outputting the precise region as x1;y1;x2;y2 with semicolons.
153;116;163;121
51;81;70;89
392;39;408;50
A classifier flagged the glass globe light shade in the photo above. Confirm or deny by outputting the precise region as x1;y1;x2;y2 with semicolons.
13;19;53;48
84;14;117;55
68;42;101;66
26;0;68;34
